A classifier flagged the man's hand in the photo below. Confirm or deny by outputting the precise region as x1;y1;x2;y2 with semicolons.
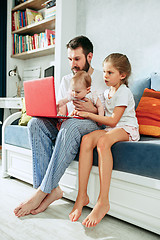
73;97;97;114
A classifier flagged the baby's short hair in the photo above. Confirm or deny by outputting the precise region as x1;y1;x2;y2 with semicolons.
72;70;91;88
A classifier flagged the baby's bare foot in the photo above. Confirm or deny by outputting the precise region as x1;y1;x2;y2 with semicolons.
14;189;47;218
69;194;89;222
82;200;110;228
30;186;63;215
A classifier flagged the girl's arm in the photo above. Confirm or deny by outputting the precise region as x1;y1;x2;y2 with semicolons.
76;106;126;127
96;98;105;116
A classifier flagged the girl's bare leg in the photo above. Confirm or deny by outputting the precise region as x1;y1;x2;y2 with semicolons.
14;188;48;218
69;130;106;222
82;128;129;228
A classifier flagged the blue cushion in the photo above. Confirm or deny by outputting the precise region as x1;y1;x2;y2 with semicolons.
5;125;31;149
5;125;160;180
129;77;151;109
151;72;160;91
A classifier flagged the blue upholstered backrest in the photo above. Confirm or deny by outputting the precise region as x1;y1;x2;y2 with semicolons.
129;77;151;109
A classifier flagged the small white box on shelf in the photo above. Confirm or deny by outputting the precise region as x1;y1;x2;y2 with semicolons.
44;6;56;19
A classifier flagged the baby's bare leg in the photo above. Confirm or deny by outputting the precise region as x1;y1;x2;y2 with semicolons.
82;128;129;227
69;130;106;222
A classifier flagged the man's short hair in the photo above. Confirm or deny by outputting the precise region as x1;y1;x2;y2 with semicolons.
66;35;93;56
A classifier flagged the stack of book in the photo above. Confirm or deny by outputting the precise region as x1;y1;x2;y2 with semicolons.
44;6;56;19
12;29;55;55
12;8;43;31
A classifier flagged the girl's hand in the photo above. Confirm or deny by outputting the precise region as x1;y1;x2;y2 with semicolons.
75;111;90;118
70;110;77;117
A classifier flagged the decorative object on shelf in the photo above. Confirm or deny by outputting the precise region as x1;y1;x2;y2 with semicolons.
8;66;22;97
42;0;56;9
26;8;43;25
35;14;43;23
15;0;27;6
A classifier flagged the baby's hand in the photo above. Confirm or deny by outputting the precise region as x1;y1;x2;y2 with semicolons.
70;110;78;116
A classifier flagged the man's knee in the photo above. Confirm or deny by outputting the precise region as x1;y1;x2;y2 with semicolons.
61;120;80;136
28;117;46;134
28;117;38;131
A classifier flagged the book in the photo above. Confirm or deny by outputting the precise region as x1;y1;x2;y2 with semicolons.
45;29;55;46
44;6;56;19
12;12;15;31
26;8;43;25
12;29;54;56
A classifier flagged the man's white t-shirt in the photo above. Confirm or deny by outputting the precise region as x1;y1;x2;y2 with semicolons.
103;84;138;127
57;69;106;114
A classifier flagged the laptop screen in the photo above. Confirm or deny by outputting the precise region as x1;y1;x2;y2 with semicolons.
24;76;57;117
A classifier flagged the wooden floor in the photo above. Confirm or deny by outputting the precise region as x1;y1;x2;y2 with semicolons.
0;158;159;240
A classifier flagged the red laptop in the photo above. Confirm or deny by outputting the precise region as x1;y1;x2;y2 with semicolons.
23;76;82;119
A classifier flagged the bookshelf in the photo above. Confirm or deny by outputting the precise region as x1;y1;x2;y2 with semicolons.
8;0;77;96
11;44;55;60
11;0;55;59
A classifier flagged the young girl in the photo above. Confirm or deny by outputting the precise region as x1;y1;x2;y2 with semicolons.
69;53;140;227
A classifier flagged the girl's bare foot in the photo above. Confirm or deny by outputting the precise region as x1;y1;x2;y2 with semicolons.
69;194;89;222
14;189;47;218
82;200;110;228
30;186;63;215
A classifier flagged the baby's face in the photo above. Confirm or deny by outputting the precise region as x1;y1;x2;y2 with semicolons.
71;81;89;100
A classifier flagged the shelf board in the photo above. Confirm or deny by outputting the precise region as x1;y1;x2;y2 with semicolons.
12;0;47;11
12;16;55;35
11;45;55;60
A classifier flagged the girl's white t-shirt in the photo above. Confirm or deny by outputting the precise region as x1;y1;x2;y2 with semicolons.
102;84;139;128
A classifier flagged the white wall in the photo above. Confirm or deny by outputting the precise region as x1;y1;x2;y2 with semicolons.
76;0;160;81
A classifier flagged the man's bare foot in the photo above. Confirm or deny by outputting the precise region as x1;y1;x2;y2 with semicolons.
30;186;63;215
69;194;89;222
14;189;47;218
82;200;110;228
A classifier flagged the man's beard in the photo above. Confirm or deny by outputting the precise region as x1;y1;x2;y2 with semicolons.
72;57;90;75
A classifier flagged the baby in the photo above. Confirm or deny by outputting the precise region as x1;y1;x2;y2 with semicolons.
57;70;104;116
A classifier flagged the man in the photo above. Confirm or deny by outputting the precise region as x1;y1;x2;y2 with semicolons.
14;36;106;218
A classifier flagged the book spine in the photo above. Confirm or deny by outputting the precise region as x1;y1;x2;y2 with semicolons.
12;12;15;32
12;34;15;55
